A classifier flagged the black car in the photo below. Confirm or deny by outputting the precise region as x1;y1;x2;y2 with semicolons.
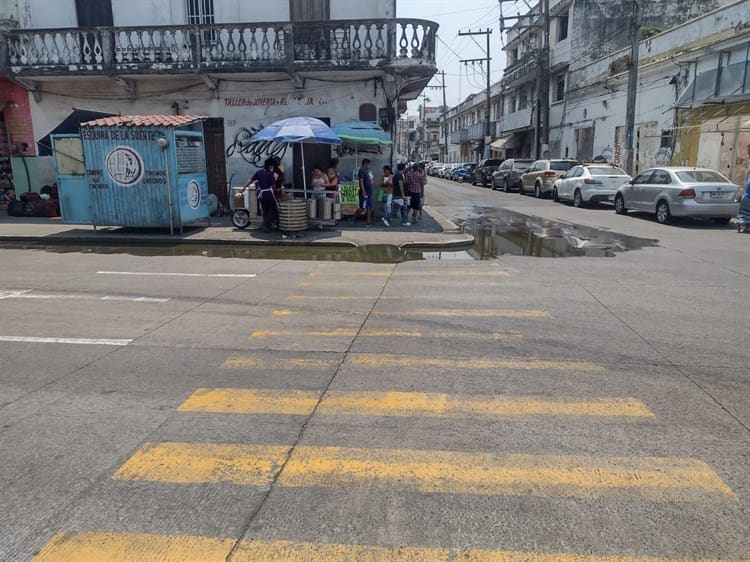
473;158;504;188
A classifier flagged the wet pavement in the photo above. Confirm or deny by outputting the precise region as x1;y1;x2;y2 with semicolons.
458;207;658;258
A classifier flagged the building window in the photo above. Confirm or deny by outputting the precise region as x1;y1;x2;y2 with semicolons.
518;87;528;110
510;47;519;64
555;74;566;102
557;13;569;42
187;0;215;25
359;103;377;122
290;0;330;20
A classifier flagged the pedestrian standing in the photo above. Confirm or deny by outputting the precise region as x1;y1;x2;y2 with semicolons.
417;163;426;222
383;163;411;226
353;158;374;226
243;157;279;232
381;165;394;226
406;164;425;224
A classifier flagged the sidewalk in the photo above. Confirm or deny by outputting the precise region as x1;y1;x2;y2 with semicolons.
0;206;473;250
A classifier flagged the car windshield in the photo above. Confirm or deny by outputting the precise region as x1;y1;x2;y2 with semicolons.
589;166;627;176
551;161;577;171
675;170;731;183
485;160;502;166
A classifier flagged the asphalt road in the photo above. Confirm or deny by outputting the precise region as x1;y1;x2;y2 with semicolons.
0;177;748;561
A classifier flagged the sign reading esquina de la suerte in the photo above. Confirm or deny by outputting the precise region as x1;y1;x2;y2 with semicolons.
81;126;167;191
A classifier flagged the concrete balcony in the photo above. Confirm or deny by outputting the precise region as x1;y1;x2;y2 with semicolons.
497;107;533;133
450;128;468;144
0;18;437;79
502;54;539;88
468;121;497;141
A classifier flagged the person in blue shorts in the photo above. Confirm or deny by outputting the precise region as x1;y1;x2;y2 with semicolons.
354;158;374;226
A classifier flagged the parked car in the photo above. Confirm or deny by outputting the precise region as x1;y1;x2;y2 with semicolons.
452;163;476;182
438;165;453;179
553;164;631;207
446;164;462;180
521;159;578;198
614;167;740;224
492;158;534;192
473;158;504;188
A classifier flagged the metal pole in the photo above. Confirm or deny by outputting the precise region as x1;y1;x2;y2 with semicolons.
624;0;641;175
541;0;550;157
162;148;175;236
485;28;492;159
441;70;448;161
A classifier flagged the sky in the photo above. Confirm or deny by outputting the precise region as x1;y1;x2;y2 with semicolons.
397;0;523;113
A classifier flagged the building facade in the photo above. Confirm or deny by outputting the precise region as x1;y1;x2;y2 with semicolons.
0;0;437;200
440;0;744;173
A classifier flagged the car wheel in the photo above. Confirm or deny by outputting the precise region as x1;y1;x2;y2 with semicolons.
656;200;671;224
552;187;559;202
573;190;583;208
535;183;543;199
614;194;627;214
503;179;510;193
231;208;251;229
713;217;731;225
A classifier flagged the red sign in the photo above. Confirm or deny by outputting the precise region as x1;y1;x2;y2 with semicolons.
0;79;36;156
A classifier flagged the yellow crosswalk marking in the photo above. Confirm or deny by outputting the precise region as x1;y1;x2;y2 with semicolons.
113;442;734;500
31;532;750;562
32;531;233;562
373;309;551;318
350;353;604;372
113;442;289;485
179;389;654;419
250;329;421;338
220;353;593;372
221;354;340;370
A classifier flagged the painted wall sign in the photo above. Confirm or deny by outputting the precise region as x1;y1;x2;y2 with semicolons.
187;179;201;209
105;146;145;186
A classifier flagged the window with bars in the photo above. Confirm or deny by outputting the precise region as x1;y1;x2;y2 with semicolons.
187;0;215;25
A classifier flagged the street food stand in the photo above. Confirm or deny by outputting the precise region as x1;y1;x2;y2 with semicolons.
54;115;210;234
231;116;342;231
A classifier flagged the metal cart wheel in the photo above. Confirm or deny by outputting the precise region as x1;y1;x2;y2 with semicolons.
231;208;251;229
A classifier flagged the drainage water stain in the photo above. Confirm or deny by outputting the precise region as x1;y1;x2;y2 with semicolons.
0;242;467;264
458;209;657;259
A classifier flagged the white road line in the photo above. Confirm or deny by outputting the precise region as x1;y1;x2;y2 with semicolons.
1;290;170;303
100;296;170;303
97;271;257;278
0;290;31;300
0;336;132;346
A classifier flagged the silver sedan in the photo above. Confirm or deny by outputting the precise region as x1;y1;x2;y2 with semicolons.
614;167;740;224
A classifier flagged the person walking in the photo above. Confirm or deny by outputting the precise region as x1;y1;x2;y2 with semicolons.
406;164;425;224
353;158;374;226
243;157;279;232
383;163;411;226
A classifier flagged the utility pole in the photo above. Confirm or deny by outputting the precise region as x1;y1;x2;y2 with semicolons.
427;70;449;161
624;0;641;175
532;0;550;159
459;28;493;159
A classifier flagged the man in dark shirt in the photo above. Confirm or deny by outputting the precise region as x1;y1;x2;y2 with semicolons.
353;158;373;226
384;162;411;226
243;157;279;232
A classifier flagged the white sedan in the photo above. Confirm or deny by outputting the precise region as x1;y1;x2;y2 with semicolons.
553;164;631;207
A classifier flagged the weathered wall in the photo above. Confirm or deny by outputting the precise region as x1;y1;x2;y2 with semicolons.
28;77;388;187
570;0;728;67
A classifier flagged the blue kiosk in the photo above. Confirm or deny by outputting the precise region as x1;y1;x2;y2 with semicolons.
54;115;210;234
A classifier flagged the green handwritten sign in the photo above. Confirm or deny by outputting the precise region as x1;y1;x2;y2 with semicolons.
339;183;359;215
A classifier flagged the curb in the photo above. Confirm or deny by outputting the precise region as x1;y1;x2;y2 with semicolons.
423;205;463;234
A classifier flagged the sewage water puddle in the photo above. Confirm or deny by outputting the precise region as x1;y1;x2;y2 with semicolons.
457;208;658;259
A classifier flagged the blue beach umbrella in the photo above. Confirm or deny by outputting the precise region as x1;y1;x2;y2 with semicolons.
250;117;342;192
